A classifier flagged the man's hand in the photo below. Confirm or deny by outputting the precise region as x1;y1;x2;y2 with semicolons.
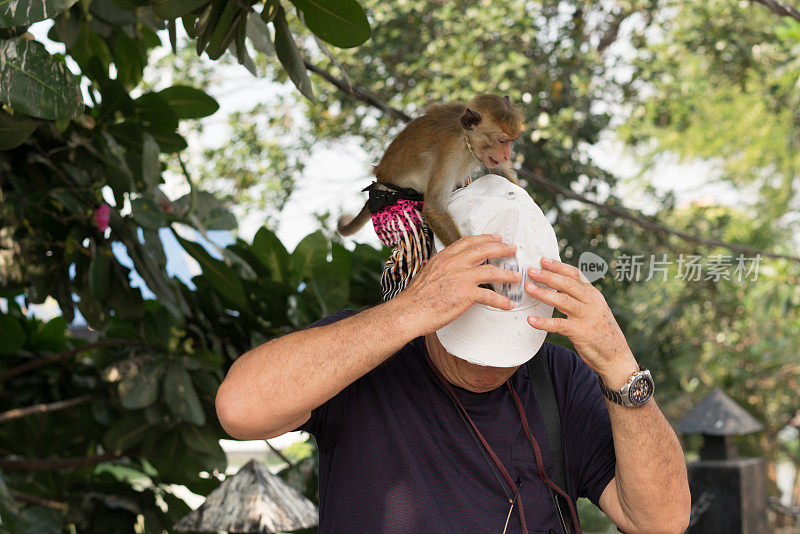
394;234;521;337
524;257;639;389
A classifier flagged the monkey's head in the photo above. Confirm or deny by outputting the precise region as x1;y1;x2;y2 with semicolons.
460;94;525;170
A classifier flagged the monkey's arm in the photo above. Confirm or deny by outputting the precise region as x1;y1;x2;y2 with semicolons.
423;178;462;247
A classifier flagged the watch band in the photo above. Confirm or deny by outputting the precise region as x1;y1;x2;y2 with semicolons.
598;379;625;405
598;365;652;407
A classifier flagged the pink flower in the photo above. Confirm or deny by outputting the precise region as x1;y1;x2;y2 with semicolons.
93;204;110;232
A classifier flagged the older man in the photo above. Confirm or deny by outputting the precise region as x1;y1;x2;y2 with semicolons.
216;176;690;533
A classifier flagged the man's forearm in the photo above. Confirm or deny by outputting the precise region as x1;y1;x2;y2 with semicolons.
605;397;691;533
216;298;418;440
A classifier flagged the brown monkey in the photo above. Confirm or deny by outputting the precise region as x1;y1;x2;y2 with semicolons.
337;94;525;247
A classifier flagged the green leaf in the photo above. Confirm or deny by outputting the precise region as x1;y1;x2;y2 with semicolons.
34;316;67;351
156;85;219;119
173;191;236;230
88;248;112;300
0;109;36;150
0;314;24;354
119;361;165;409
131;197;167;230
175;234;247;308
151;0;209;19
0;0;78;27
290;0;370;48
0;38;83;120
90;0;137;25
273;6;314;101
180;423;222;455
141;132;160;189
103;414;151;453
11;506;63;534
309;241;351;314
252;226;290;282
246;11;274;56
290;230;326;283
163;363;206;425
132;92;179;131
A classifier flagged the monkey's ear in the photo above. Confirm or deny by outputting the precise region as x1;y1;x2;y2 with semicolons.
504;95;511;103
460;108;482;130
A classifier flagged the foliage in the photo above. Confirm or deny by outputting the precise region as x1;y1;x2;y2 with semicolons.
618;0;800;225
0;0;375;530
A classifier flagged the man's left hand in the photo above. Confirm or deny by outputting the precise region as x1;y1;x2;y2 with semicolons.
524;257;639;389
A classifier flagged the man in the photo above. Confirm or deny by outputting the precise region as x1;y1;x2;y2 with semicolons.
216;176;691;533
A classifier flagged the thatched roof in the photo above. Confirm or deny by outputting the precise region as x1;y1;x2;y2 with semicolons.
173;459;318;533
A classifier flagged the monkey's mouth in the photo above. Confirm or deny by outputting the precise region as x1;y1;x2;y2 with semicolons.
486;157;500;168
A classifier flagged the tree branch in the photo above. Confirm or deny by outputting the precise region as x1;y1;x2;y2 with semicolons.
303;59;413;123
0;340;151;383
11;490;68;510
266;440;294;468
0;452;123;471
303;62;800;264
0;395;93;423
752;0;800;22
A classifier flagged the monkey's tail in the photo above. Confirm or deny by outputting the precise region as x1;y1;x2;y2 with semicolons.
337;201;371;236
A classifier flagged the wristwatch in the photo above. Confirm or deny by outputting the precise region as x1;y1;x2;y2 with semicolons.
598;365;654;407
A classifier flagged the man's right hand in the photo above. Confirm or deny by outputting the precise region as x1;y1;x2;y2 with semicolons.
394;233;521;337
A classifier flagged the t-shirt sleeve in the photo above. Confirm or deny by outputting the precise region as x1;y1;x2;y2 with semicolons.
291;309;362;442
556;347;617;508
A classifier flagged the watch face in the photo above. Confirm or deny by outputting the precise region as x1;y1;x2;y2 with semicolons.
628;374;654;406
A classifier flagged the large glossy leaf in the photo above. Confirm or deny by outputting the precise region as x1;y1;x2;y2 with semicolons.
88;248;112;300
163;363;206;425
141;132;160;189
290;0;370;48
173;191;236;230
90;0;137;25
252;226;290;282
118;361;164;409
246;11;274;56
0;0;78;27
103;414;151;453
273;5;313;101
150;0;208;18
176;235;247;308
131;197;167;229
156;85;219;119
132;92;179;131
0;109;36;150
0;314;24;354
0;38;83;120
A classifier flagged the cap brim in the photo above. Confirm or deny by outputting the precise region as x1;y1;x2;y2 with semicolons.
435;300;554;367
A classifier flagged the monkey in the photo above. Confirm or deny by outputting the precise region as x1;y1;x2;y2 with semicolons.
337;94;525;248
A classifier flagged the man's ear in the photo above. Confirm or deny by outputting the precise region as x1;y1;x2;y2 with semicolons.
460;108;482;130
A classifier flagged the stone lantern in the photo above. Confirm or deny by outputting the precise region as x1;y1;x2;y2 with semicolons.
677;388;766;534
173;459;318;533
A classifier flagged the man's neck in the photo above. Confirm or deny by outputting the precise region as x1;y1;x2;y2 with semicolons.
424;333;519;393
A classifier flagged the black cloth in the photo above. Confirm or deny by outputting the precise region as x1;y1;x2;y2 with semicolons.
295;309;617;533
362;182;424;212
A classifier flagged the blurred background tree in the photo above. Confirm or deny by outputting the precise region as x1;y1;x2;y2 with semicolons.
1;0;800;532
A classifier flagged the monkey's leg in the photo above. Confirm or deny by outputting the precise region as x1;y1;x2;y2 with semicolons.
422;199;461;247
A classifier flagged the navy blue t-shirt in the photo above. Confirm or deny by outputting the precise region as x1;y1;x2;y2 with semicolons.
294;309;616;533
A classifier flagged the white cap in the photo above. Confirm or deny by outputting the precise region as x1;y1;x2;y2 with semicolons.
434;174;561;367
